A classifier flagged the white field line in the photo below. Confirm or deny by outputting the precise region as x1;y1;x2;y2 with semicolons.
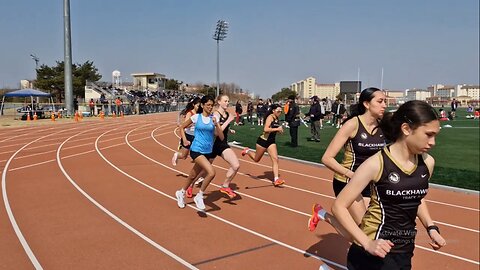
55;125;199;270
172;128;479;212
148;127;479;266
1;125;85;269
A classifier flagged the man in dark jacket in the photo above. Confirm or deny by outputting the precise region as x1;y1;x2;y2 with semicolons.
307;96;322;142
285;95;300;147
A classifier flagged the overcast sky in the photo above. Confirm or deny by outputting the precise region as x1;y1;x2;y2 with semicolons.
1;0;478;98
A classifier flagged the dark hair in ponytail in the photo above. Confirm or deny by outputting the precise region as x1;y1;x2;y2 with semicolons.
378;100;439;142
180;97;201;116
264;103;281;122
343;87;382;123
197;95;215;114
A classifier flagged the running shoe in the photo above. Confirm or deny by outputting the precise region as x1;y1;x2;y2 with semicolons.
175;190;185;209
273;178;285;186
308;203;323;231
171;152;178;166
194;177;204;187
186;186;193;198
220;187;237;199
241;147;250;156
193;193;206;210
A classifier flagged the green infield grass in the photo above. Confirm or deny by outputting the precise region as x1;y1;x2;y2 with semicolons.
230;107;479;191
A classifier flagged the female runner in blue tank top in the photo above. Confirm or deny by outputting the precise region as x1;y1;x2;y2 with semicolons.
175;95;224;211
333;101;446;270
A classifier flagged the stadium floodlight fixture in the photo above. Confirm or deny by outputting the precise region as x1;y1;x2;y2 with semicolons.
30;54;39;69
213;20;229;97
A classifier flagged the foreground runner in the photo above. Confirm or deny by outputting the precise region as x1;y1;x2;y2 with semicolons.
333;100;446;269
186;94;240;199
241;104;285;186
175;95;224;211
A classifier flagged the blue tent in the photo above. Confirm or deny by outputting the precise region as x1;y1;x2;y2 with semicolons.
4;88;51;97
1;88;54;116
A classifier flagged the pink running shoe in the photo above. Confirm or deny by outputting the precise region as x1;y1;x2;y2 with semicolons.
220;187;237;199
241;147;250;156
186;186;193;198
273;178;285;186
308;203;323;232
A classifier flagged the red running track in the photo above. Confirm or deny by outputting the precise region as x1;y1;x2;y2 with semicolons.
0;113;478;269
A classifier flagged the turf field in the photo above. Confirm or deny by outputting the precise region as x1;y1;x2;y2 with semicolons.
230;108;479;191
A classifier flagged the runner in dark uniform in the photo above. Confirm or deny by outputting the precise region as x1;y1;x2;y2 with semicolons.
209;95;240;198
333;100;446;270
309;88;387;233
241;104;285;186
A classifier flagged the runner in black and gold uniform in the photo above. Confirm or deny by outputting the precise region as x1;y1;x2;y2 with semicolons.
332;100;446;270
309;88;386;233
241;104;285;186
333;116;386;197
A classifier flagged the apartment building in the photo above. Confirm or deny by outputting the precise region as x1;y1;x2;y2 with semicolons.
290;77;340;100
291;77;316;99
406;89;431;101
316;83;340;100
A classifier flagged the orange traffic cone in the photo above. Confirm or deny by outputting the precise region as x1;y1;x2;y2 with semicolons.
26;113;31;121
74;111;79;122
58;111;62;118
51;113;56;121
100;111;104;120
33;113;38;121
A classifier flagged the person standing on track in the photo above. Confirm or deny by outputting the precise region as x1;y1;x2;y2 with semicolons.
241;104;285;187
172;97;201;166
175;95;224;211
309;88;387;234
332;100;446;270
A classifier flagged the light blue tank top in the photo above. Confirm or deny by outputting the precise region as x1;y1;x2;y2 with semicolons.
190;114;215;154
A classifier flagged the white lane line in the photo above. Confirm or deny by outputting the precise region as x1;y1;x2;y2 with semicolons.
95;125;345;269
415;245;479;265
172;127;480;212
1;126;80;269
56;125;197;269
152;127;480;264
10;126;478;238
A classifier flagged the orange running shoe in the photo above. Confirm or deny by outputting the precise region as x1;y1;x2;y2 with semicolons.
273;178;285;186
186;186;193;198
241;147;250;156
220;187;237;199
308;203;323;232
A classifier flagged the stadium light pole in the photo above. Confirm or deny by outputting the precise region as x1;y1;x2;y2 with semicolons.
63;0;74;116
212;20;228;97
30;54;39;84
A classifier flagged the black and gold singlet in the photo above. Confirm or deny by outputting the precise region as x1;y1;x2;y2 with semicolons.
359;147;430;254
259;116;280;142
335;117;386;183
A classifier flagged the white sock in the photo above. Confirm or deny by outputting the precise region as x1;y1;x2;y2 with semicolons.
318;208;327;220
198;190;204;196
274;176;279;181
319;263;330;270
